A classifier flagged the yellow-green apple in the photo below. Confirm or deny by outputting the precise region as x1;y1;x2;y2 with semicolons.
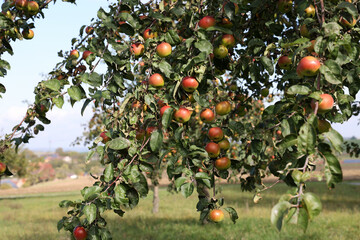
173;107;191;123
181;76;199;93
221;34;235;48
130;43;145;56
208;127;224;142
214;45;228;59
143;29;157;40
215;157;231;170
200;108;215;123
304;4;315;18
156;42;172;57
148;73;164;88
209;209;224;223
73;226;87;240
26;1;39;15
278;55;292;70
22;29;34;39
215;101;231;115
198;16;216;29
311;94;334;113
296;56;320;77
205;142;220;158
70;49;79;59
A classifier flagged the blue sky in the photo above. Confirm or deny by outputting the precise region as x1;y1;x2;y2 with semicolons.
0;0;359;152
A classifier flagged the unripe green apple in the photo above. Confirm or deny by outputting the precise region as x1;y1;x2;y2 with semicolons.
214;45;228;59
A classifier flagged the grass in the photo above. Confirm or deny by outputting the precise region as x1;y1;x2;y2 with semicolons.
0;181;359;240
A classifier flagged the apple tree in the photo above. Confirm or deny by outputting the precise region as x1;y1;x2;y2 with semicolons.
0;0;360;239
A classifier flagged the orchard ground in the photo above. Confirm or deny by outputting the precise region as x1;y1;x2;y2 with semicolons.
0;160;359;240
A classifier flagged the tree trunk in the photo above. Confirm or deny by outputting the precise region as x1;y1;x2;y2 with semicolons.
152;184;159;214
197;184;210;224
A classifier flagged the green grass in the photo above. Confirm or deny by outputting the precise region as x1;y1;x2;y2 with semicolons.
0;182;359;240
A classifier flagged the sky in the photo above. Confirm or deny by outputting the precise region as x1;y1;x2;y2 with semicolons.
0;0;359;152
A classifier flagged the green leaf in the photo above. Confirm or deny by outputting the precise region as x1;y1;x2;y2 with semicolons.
114;184;129;205
67;86;83;101
319;65;341;85
53;96;64;109
303;192;322;219
298;123;316;154
59;200;74;208
206;26;233;34
82;186;102;201
89;72;103;87
108;137;130;150
159;60;172;78
44;79;61;91
180;182;194;198
224;207;239;224
321;151;343;188
287;85;311;95
323;128;344;153
150;130;163;152
84;203;97;224
291;170;303;184
337;2;359;18
162;107;173;129
133;172;148;197
323;22;342;37
195;172;211;180
271;201;292;231
104;163;114;182
287;208;309;232
194;40;213;55
175;176;187;190
81;99;91;116
260;56;274;75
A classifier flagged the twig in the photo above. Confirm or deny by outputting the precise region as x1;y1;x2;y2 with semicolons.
259;179;281;192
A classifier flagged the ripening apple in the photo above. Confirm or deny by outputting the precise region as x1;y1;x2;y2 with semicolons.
173;107;191;123
146;126;157;138
222;1;239;14
160;105;172;117
181;76;199;93
15;0;27;10
300;24;310;38
220;17;233;28
215;157;231;170
0;162;6;174
304;4;315;18
73;226;87;240
156;42;172;57
130;43;145;56
311;94;334;113
85;26;94;34
200;108;215;123
100;131;111;143
218;138;230;151
221;34;235;48
148;73;164;88
278;0;293;13
209;209;224;223
213;45;228;59
318;119;331;133
22;29;34;39
208;127;224;142
143;29;158;40
70;49;79;59
26;1;39;15
278;55;292;70
205;142;220;158
215;101;231;115
339;16;357;28
82;50;93;60
198;16;216;29
296;56;320;77
136;129;146;141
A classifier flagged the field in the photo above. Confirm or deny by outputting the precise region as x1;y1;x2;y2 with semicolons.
0;181;359;240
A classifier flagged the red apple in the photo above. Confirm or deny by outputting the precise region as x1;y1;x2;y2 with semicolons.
181;76;199;93
305;4;315;18
173;107;191;123
82;50;93;60
73;226;87;240
15;0;27;10
215;157;231;170
130;43;145;56
311;94;334;113
318;119;331;133
100;131;111;143
215;101;231;116
205;142;220;158
22;29;34;39
221;34;235;48
26;1;39;15
160;105;172;117
0;162;6;174
209;209;224;223
198;16;216;29
218;138;230;151
208;127;224;142
278;55;292;70
148;73;164;88
296;56;320;77
200;108;215;123
70;49;79;59
156;42;172;57
85;26;94;34
146;126;157;138
214;45;228;59
143;29;157;40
